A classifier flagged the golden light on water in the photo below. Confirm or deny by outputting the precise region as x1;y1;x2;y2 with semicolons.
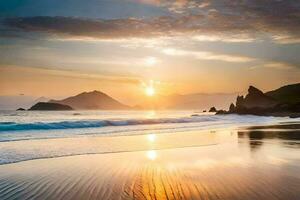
147;134;156;142
147;150;157;160
146;110;156;118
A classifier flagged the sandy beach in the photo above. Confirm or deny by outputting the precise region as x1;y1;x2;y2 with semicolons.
0;123;299;200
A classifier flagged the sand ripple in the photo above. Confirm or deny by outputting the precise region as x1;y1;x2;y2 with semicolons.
0;144;300;200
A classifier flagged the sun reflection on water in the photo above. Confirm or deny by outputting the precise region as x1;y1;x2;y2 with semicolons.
147;150;157;160
147;134;156;142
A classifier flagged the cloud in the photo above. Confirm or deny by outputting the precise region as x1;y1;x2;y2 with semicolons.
1;0;300;43
0;65;140;85
263;62;295;70
249;61;297;70
162;48;255;63
192;33;256;43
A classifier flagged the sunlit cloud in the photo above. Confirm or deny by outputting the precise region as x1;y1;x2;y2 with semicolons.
249;61;297;70
162;48;255;63
271;34;300;44
145;56;158;66
263;62;295;70
0;65;140;85
198;2;210;8
193;34;255;43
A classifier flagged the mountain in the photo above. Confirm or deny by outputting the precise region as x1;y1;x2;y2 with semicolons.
29;102;73;111
265;83;300;104
49;90;130;110
32;96;50;104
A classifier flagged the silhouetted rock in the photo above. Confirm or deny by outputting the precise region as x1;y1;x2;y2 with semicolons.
237;86;279;109
50;90;130;110
219;83;300;117
209;107;217;112
29;102;73;111
216;110;226;114
16;108;26;111
236;95;244;108
203;110;206;112
229;103;235;113
265;83;300;104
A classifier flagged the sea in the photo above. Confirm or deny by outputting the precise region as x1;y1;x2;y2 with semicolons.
0;110;298;164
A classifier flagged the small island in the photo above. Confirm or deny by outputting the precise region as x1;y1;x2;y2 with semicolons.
28;102;73;111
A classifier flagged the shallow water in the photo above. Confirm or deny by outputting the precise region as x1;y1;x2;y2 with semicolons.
0;122;299;200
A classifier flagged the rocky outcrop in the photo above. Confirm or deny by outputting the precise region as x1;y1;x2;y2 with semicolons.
236;86;279;109
209;107;217;112
16;108;26;111
218;84;300;117
228;103;235;113
216;109;227;114
29;102;73;111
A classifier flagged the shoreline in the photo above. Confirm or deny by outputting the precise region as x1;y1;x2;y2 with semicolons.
1;129;299;200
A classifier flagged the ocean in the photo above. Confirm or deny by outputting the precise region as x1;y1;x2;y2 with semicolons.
0;110;296;165
1;110;300;199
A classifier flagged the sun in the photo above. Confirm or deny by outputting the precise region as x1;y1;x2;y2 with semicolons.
145;86;155;96
145;57;157;66
147;150;157;160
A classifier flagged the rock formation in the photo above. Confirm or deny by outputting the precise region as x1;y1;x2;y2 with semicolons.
209;107;217;112
217;83;300;117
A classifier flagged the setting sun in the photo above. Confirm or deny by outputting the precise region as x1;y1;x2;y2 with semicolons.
145;86;155;96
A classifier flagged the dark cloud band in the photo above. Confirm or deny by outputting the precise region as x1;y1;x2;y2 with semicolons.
2;0;300;42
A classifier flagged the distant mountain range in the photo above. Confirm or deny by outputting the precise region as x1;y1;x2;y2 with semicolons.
2;83;299;111
25;91;237;111
157;93;237;110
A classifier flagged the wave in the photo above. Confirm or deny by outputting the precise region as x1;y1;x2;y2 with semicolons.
0;116;219;132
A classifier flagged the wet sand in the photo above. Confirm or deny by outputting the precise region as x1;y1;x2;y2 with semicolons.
0;123;300;200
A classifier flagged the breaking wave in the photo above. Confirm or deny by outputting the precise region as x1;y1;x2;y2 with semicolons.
0;116;219;132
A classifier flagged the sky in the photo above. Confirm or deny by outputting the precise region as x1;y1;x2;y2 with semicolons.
0;0;299;105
